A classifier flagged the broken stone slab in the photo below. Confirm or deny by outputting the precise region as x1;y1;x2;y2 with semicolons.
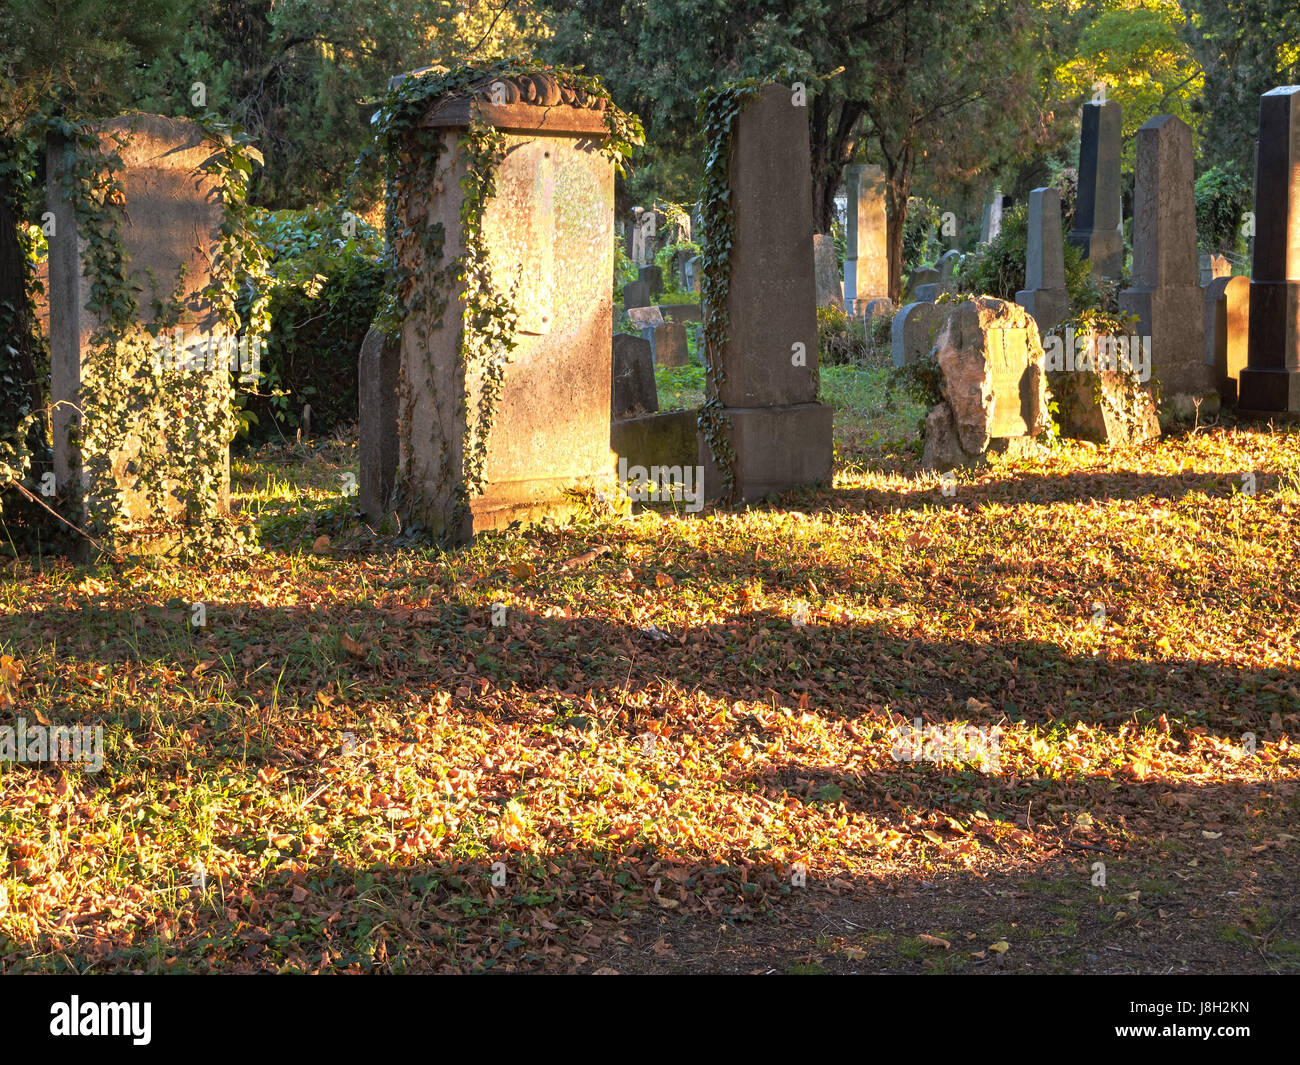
1049;366;1160;446
624;305;664;329
922;296;1050;464
612;333;658;417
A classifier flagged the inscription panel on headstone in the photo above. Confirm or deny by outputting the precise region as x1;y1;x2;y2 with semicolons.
989;327;1031;437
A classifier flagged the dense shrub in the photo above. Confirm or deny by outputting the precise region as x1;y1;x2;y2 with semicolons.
817;305;869;366
240;207;384;443
903;196;943;272
1195;164;1250;255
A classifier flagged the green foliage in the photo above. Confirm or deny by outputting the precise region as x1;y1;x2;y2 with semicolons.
903;197;944;273
817;306;869;367
242;207;384;442
959;204;1030;301
1195;164;1250;255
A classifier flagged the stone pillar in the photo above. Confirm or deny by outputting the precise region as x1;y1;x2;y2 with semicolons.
843;164;888;311
979;189;1003;244
1119;114;1212;403
46;114;232;529
395;74;616;541
812;233;844;310
1016;186;1070;333
700;82;832;503
1238;86;1300;415
358;327;400;523
1069;100;1124;280
1205;276;1250;406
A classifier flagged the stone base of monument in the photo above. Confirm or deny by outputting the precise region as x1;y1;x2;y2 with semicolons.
1014;287;1069;336
700;403;833;503
1118;284;1215;405
1049;369;1161;446
1237;369;1300;418
611;410;699;473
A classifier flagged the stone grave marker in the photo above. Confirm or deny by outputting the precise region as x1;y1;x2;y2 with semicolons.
813;233;844;310
1239;86;1300;416
1206;274;1251;405
1070;100;1125;280
650;320;690;367
1015;186;1070;334
891;301;943;368
358;327;401;523
843;164;888;310
698;82;832;502
1119;114;1213;405
392;71;617;541
612;333;658;417
622;280;651;309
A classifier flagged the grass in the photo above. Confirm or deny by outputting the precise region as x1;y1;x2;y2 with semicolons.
1;394;1299;973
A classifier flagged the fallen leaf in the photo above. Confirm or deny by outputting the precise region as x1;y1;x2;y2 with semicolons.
989;940;1010;954
340;634;368;659
918;934;950;949
312;535;331;554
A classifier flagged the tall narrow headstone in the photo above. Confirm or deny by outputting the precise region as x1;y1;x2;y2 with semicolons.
843;164;888;310
394;73;616;541
812;233;844;310
699;82;832;502
979;189;1003;244
1238;86;1300;415
1016;186;1070;333
46;113;234;536
1070;100;1124;279
1119;114;1212;403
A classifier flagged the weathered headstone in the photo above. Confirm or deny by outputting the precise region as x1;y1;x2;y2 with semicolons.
625;305;664;330
1015;186;1070;334
650;320;690;367
906;266;940;302
393;72;616;541
1238;86;1300;415
46;113;234;534
1069;100;1125;280
861;297;896;324
699;82;832;502
358;327;400;523
1206;275;1250;405
812;233;844;310
1118;114;1213;404
979;189;1003;244
921;298;1051;468
671;248;693;291
843;164;888;310
1050;362;1160;446
628;206;646;263
622;280;651;309
612;333;658;417
684;255;701;294
638;264;664;299
891;301;943;368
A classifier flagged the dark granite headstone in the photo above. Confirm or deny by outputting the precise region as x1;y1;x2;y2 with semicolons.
612;333;658;417
1070;100;1124;280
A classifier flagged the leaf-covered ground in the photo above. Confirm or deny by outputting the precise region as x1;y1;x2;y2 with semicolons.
2;375;1299;973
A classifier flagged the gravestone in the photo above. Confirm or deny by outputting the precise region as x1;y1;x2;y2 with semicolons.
1015;186;1070;334
684;255;701;294
638;264;664;299
922;297;1051;468
650;320;690;367
1238;86;1300;415
906;266;940;302
622;280;651;309
699;82;832;502
843;164;888;310
628;206;646;263
1069;100;1125;280
862;297;896;324
625;305;664;330
812;233;844;310
671;248;693;291
979;189;1003;244
46;113;234;534
358;327;400;523
658;303;702;323
1118;114;1213;404
892;301;943;368
393;72;617;541
612;333;658;417
1205;275;1250;405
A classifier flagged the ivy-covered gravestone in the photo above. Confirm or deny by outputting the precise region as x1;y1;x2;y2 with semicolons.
46;113;253;554
386;69;629;542
697;80;832;504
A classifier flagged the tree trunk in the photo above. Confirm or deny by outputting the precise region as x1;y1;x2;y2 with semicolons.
883;165;911;303
0;148;42;435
